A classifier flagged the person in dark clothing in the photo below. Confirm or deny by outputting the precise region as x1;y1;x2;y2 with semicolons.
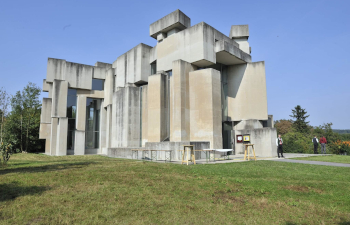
312;136;319;154
276;134;284;158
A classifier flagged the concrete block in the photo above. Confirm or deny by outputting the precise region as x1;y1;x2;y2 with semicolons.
105;104;112;152
99;100;107;154
93;66;106;79
229;25;249;39
76;95;87;131
46;58;66;83
215;40;252;64
40;98;52;123
56;117;68;156
94;62;112;68
226;62;268;121
147;73;169;142
65;62;93;89
170;60;196;142
74;130;85;155
189;68;222;149
157;32;167;42
268;115;274;128
111;87;141;147
149;46;157;64
114;44;152;87
51;80;68;118
104;68;114;107
50;118;58;155
43;79;50;92
150;9;191;39
141;85;148;146
233;128;277;157
39;123;51;139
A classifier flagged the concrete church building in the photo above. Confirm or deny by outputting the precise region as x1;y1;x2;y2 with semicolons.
39;9;277;159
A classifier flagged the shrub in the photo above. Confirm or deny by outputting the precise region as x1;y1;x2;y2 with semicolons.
0;141;15;165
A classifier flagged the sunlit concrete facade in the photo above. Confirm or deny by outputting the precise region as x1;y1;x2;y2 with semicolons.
39;9;277;158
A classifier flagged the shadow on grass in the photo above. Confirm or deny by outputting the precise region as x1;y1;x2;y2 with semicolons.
0;182;50;202
0;161;96;175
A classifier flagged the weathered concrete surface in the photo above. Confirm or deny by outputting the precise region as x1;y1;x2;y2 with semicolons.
39;123;51;139
150;9;191;39
74;130;85;155
111;87;141;147
147;73;169;142
105;104;112;153
215;40;251;64
43;79;50;92
49;118;58;156
233;128;277;157
229;25;249;39
113;44;152;87
267;115;274;128
103;68;114;107
141;85;148;146
46;58;66;83
170;60;196;142
234;119;263;130
40;98;52;123
99;100;107;154
189;69;222;149
227;61;268;121
65;62;93;90
56;117;68;156
76;95;87;131
51;80;68;118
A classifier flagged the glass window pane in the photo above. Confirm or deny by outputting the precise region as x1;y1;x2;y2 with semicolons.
92;79;104;91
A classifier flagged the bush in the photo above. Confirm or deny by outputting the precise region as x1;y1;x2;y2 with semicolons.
0;141;15;165
282;131;314;154
329;140;350;155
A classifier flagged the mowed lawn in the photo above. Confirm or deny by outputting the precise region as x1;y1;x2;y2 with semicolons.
293;155;350;164
1;154;350;225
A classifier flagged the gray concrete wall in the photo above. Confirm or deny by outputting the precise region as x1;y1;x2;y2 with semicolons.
233;128;277;157
111;86;141;147
40;98;52;123
56;118;68;156
141;85;148;146
234;120;263;130
51;80;68;118
226;62;268;121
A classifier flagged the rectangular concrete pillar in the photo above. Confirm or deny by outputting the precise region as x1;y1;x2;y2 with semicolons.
76;95;87;131
189;68;222;149
141;85;148;146
50;118;58;156
111;87;141;147
39;123;51;154
147;73;168;142
105;104;112;151
56;118;68;156
40;98;52;123
170;60;196;142
226;61;268;121
46;58;66;83
103;68;114;107
51;80;68;118
74;130;85;155
100;100;107;154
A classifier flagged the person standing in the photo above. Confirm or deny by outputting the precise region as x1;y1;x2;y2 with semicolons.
312;135;319;154
320;136;327;154
276;134;284;158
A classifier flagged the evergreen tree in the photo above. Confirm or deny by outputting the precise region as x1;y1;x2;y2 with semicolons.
290;105;310;133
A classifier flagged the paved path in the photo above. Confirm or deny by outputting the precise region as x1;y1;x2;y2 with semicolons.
272;159;350;167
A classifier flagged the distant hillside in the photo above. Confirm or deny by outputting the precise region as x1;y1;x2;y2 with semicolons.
333;129;350;134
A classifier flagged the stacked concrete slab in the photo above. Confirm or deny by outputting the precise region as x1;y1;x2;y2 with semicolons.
39;9;277;158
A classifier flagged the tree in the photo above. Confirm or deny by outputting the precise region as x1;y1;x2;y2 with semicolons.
0;87;11;143
274;119;294;135
7;82;42;152
290;105;310;133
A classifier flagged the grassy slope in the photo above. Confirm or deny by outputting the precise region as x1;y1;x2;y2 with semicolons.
293;155;350;164
0;154;350;225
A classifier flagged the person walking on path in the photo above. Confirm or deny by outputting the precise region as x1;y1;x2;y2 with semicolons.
320;136;327;154
276;134;284;158
312;135;319;154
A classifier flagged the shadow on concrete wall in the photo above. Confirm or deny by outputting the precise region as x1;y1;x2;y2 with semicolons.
227;64;247;99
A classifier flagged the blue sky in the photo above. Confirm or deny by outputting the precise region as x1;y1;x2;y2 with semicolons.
0;0;349;128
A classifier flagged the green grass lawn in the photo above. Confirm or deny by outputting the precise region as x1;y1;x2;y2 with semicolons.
292;155;350;164
1;154;350;225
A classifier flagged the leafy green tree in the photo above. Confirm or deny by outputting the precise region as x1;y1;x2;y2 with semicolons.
274;119;294;135
0;87;11;143
290;105;310;133
5;82;43;152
